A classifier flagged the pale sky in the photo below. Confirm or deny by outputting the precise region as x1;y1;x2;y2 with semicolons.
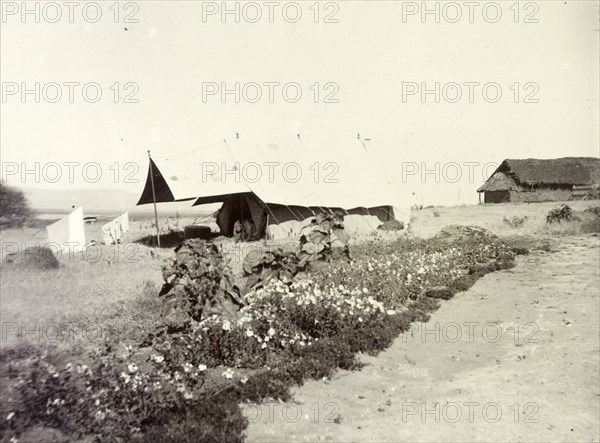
1;0;599;207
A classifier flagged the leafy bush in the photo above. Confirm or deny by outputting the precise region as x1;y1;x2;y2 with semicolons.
0;183;34;228
241;212;351;293
242;246;309;294
546;204;572;223
158;240;243;330
298;212;350;262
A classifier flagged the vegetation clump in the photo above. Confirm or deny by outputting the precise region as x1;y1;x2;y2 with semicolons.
584;206;600;217
0;183;34;228
241;212;351;293
158;239;244;329
503;215;528;228
546;204;572;223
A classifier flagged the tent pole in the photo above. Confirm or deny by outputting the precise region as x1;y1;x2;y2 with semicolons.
148;150;161;247
265;213;269;243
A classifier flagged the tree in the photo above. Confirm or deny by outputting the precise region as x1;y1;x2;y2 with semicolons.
0;183;34;228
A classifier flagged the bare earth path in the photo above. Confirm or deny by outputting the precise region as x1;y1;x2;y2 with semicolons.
245;236;600;442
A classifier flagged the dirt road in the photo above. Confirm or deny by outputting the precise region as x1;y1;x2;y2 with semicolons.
245;236;600;442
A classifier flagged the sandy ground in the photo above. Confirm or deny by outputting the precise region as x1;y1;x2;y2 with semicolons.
245;235;600;442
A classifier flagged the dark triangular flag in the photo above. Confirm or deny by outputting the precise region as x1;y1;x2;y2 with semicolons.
137;158;175;205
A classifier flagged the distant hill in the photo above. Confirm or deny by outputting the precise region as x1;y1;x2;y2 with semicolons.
21;187;206;214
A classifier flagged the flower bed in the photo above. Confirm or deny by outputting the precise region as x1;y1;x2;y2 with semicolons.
314;235;515;306
2;232;518;442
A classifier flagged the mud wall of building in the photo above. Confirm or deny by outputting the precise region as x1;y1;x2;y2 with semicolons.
509;187;573;202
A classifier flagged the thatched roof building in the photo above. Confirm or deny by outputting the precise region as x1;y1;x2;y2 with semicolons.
478;157;600;203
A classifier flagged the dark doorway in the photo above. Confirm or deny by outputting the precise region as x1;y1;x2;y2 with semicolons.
484;191;510;203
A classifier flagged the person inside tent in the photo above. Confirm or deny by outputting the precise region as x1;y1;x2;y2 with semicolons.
242;218;255;242
233;220;243;242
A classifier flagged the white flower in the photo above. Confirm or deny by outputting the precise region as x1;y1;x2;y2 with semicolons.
183;363;193;373
245;329;254;337
268;327;275;336
222;320;231;331
198;364;207;371
261;342;267;349
222;368;234;379
362;288;368;294
6;412;15;421
183;391;194;400
151;354;164;363
127;363;138;373
240;377;248;384
387;309;395;315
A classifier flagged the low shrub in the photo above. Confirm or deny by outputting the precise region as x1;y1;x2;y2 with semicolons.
158;240;244;329
241;212;351;294
546;204;572;223
503;215;528;228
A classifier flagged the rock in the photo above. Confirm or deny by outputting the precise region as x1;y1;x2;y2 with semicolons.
3;247;60;270
378;220;404;231
435;225;497;243
424;286;453;300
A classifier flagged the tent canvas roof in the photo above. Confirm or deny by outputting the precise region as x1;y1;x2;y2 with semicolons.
137;135;411;222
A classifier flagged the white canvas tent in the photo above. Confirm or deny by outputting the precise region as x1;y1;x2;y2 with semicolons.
46;207;86;251
137;135;411;239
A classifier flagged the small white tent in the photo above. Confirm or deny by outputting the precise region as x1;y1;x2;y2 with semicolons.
137;135;410;239
46;207;86;251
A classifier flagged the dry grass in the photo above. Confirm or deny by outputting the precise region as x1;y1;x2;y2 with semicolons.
409;200;600;238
